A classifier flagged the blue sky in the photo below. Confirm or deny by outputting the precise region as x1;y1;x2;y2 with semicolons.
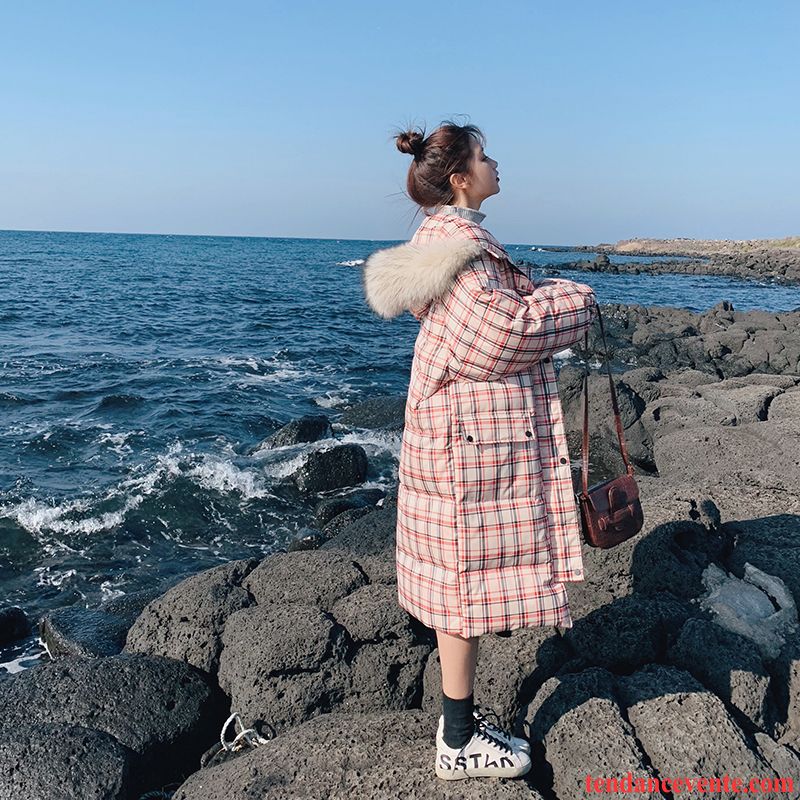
1;2;798;244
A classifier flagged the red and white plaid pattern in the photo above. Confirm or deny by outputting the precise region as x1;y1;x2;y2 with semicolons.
375;211;598;637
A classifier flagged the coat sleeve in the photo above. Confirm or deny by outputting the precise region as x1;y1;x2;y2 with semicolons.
443;264;598;382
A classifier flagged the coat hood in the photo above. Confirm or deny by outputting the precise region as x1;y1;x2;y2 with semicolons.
361;238;485;320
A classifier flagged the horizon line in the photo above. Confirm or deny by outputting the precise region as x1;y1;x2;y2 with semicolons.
4;227;796;247
0;227;406;244
0;227;591;248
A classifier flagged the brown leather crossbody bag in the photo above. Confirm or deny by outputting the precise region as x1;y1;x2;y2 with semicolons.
575;305;645;548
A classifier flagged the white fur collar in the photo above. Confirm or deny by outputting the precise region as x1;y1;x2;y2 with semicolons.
361;238;484;319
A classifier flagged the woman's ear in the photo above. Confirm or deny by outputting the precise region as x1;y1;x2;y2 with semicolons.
449;171;470;191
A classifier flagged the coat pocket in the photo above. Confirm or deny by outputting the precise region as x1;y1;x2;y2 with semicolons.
452;410;550;570
452;410;543;505
398;426;452;499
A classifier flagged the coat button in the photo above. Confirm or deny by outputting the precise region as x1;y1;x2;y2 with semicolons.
466;435;474;442
560;457;568;464
525;430;532;437
543;357;551;363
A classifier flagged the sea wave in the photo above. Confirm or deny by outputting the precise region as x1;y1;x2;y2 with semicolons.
0;440;291;541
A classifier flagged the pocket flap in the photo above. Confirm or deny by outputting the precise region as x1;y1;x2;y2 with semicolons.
456;411;536;444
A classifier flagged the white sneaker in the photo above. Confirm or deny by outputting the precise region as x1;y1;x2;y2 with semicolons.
435;715;532;780
473;705;531;755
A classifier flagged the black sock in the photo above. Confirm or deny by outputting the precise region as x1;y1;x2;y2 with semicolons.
442;690;475;748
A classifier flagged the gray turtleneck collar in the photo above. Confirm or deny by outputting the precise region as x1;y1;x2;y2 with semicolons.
436;204;486;225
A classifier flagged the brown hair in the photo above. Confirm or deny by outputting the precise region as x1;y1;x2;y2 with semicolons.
393;118;485;219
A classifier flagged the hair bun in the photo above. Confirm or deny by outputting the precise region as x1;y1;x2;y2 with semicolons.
396;130;425;158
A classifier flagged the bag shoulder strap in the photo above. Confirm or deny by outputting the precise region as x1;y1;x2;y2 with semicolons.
581;304;635;494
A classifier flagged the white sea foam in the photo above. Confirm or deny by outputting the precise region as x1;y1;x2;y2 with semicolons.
257;450;316;479
237;361;334;387
4;422;47;436
313;383;357;409
177;354;268;372
337;259;364;266
237;367;308;384
0;649;46;674
99;579;127;602
4;494;139;537
314;396;345;408
0;441;181;537
224;353;339;390
126;442;282;503
2;359;72;377
34;566;79;588
215;355;263;371
335;428;402;460
1;436;297;541
7;419;67;438
354;476;397;497
97;430;144;455
3;497;87;533
186;455;271;499
250;435;344;479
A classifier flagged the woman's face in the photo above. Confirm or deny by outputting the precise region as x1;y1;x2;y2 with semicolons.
451;137;500;205
471;139;500;197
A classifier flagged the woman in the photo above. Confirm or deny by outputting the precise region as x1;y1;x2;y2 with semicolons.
362;120;598;781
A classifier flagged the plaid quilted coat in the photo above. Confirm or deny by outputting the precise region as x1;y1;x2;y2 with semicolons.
361;206;598;637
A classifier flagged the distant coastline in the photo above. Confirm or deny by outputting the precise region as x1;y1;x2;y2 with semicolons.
536;236;800;286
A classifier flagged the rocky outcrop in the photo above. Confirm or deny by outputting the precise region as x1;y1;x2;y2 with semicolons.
218;601;352;736
215;550;433;736
124;548;434;746
172;710;545;799
0;605;30;646
8;486;799;798
124;558;259;674
5;324;799;798
259;414;333;448
39;585;167;659
339;394;407;431
615;665;784;784
243;550;368;608
559;364;800;515
562;592;695;673
0;723;132;800
314;488;385;526
574;301;800;377
40;607;133;659
771;634;800;753
524;668;661;799
547;237;800;284
0;653;228;797
724;516;800;634
320;504;397;557
289;443;369;494
668;617;776;731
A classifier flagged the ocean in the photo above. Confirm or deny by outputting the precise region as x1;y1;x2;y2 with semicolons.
1;229;798;673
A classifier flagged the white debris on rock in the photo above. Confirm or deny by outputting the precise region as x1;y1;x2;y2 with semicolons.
699;562;798;660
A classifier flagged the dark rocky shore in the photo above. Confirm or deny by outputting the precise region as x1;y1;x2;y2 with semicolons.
538;236;800;285
2;300;800;798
